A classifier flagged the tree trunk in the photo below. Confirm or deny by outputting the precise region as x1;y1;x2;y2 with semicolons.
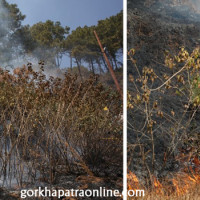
113;57;118;70
56;53;61;68
90;59;95;75
96;58;104;74
101;56;109;72
75;57;83;81
70;53;72;72
108;54;114;69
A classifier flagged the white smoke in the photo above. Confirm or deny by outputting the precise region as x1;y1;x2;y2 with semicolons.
0;1;10;35
0;0;15;66
0;0;64;78
191;0;200;12
165;0;200;12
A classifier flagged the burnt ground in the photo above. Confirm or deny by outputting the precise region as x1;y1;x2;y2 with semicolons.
128;0;200;77
127;0;200;184
0;173;122;200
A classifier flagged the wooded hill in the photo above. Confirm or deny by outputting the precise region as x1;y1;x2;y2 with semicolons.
0;0;122;78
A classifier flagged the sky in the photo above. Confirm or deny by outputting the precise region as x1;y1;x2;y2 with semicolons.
6;0;123;68
7;0;123;31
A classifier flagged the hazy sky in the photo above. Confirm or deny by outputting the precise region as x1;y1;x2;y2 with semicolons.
5;0;123;68
7;0;123;31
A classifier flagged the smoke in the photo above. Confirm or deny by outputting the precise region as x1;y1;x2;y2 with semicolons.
140;0;200;21
0;1;30;68
0;2;10;36
163;0;200;12
0;0;16;66
191;0;200;12
143;0;200;11
0;0;64;78
172;0;200;11
166;0;200;20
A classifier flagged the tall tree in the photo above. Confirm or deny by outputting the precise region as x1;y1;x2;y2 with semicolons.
29;20;70;67
0;0;25;65
96;11;123;69
64;25;100;76
1;0;25;31
65;11;123;75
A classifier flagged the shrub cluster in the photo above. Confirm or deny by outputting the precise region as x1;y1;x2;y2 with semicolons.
0;65;122;186
128;47;200;186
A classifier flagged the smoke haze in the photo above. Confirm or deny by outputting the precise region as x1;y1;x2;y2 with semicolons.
0;0;64;78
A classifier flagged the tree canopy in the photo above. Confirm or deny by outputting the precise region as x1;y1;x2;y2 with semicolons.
1;0;25;31
29;20;70;67
0;0;25;65
64;11;123;76
96;11;123;59
0;0;122;78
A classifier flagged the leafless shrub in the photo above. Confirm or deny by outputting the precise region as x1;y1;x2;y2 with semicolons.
0;64;122;187
128;47;200;186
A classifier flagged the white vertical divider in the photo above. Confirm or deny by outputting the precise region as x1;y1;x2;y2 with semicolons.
123;0;127;199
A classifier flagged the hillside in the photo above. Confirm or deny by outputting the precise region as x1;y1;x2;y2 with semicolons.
127;0;200;197
128;0;200;76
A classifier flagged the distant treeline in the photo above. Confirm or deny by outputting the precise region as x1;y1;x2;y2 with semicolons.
0;0;122;75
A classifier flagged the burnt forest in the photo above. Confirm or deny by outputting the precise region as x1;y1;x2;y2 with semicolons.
127;0;200;199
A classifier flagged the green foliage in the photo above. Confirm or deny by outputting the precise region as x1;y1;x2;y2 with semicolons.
0;0;122;78
65;25;97;59
64;11;123;74
96;11;123;58
30;20;70;48
14;25;36;53
29;20;70;67
0;0;25;64
1;0;25;31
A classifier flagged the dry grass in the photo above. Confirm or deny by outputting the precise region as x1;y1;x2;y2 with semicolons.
138;184;200;200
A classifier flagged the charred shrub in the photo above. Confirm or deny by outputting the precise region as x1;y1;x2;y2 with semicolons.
0;66;122;185
128;47;200;185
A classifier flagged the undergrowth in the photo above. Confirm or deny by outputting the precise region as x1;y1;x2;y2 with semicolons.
127;47;200;198
0;65;123;187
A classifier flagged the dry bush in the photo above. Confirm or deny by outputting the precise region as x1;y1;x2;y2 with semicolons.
0;64;122;187
128;47;200;189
